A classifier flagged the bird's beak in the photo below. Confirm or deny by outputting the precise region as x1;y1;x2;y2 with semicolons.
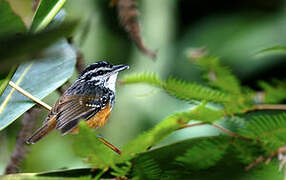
112;64;129;73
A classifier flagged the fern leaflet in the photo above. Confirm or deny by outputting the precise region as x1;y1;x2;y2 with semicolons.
241;113;286;150
165;78;233;103
196;56;241;94
132;155;162;180
176;136;231;170
120;73;163;87
258;81;286;104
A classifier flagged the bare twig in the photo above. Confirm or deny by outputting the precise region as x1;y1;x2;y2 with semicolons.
251;104;286;111
32;0;41;12
246;146;286;171
211;124;250;140
57;81;71;95
9;81;51;111
75;50;86;74
98;137;121;155
177;121;250;140
116;0;156;59
5;108;39;174
245;156;265;171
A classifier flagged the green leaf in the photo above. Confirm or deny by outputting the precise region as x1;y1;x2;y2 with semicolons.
121;73;234;103
164;77;233;103
120;73;163;87
195;55;242;94
138;137;282;179
115;104;210;163
0;39;76;131
258;81;286;104
231;138;265;164
0;22;77;72
0;168;111;179
73;104;209;169
189;103;223;123
0;0;27;37
132;155;162;180
256;45;286;56
30;0;67;32
0;66;16;96
241;113;286;150
73;122;115;169
176;136;231;170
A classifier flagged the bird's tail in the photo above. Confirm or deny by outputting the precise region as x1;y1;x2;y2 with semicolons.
26;117;57;144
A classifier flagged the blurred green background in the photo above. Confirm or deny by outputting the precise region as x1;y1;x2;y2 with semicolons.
1;0;286;173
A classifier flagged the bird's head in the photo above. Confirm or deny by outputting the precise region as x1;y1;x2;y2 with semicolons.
80;61;129;91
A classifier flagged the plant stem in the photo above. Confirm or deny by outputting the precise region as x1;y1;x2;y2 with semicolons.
211;124;250;140
252;104;286;111
5;108;39;174
97;137;121;155
177;122;207;130
178;122;250;140
9;81;52;111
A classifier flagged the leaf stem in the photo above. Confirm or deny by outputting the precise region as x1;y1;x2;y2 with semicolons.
177;122;207;130
211;124;250;140
178;122;250;140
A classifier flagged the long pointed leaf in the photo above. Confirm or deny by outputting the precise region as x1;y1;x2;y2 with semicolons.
31;0;67;32
0;40;76;131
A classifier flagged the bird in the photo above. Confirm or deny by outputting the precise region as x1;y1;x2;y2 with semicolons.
26;61;129;144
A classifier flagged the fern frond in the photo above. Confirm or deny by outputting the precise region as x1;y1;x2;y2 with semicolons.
120;73;163;87
165;78;233;103
231;138;265;164
73;122;115;169
176;136;231;170
196;56;241;94
259;81;286;104
132;155;162;180
115;111;190;163
241;113;286;150
115;104;222;163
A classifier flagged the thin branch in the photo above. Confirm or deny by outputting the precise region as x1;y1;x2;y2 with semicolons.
178;121;250;140
9;81;52;111
116;0;156;59
177;122;207;130
5;108;39;174
75;50;86;74
57;81;71;95
211;124;251;140
245;146;286;171
98;137;121;155
251;104;286;111
245;156;265;171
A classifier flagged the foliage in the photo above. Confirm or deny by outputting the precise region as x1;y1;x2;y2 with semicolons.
258;80;286;104
1;0;286;179
0;40;76;131
176;136;231;170
241;113;286;151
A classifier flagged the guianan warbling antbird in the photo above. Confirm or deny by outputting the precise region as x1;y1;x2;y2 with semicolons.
26;61;129;144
